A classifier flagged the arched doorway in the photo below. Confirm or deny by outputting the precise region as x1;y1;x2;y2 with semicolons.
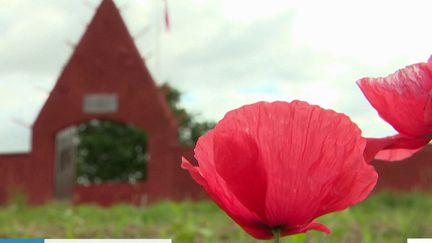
54;120;149;200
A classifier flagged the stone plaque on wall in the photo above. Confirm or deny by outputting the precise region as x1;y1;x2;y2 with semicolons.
83;94;118;113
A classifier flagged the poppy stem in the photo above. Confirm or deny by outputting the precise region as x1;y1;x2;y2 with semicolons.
272;228;281;243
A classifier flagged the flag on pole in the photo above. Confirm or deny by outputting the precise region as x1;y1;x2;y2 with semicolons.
162;0;170;31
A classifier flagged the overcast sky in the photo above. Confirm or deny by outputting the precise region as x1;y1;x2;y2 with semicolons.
1;0;432;152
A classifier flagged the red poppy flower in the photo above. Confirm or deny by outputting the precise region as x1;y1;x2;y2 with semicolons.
357;58;432;161
182;101;378;240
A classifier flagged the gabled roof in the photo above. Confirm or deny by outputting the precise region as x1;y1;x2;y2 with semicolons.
56;0;153;88
34;0;177;132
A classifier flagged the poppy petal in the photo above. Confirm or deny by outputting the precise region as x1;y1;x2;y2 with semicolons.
280;220;331;237
182;157;274;239
357;62;432;136
424;91;432;127
364;134;430;162
181;157;206;186
213;130;268;221
187;131;276;239
214;101;377;228
303;221;331;234
375;147;425;161
249;101;376;226
363;137;395;162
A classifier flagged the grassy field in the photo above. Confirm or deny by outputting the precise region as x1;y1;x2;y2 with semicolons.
0;192;431;242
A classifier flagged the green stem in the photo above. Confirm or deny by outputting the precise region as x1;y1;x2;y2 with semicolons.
273;228;281;243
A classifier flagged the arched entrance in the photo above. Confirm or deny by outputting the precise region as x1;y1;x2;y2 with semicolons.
54;120;150;200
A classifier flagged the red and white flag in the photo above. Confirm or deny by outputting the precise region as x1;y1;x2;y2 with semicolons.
162;0;170;31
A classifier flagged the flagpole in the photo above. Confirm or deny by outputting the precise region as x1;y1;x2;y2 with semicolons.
154;0;162;82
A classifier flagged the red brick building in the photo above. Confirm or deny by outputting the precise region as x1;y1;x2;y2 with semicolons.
0;0;203;206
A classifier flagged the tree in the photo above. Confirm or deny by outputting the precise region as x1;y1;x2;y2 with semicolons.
76;120;148;184
159;83;215;145
76;83;214;184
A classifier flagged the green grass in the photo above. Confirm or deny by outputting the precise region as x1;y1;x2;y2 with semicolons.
0;192;431;242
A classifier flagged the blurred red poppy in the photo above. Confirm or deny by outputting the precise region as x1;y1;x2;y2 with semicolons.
357;58;432;161
182;101;378;240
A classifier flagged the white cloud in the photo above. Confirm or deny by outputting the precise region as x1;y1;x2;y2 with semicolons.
220;0;292;22
291;0;432;66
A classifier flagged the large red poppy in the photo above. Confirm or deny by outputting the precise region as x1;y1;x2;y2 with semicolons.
357;58;432;161
182;101;378;240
